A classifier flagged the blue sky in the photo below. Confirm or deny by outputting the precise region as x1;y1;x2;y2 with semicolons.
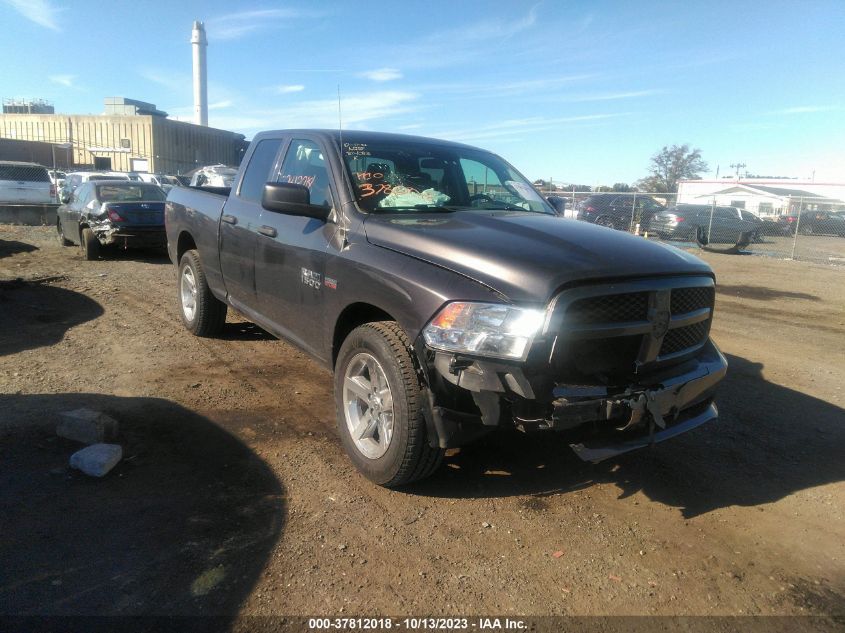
1;0;844;185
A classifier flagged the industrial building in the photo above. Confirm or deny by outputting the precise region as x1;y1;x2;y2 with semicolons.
677;178;845;219
0;96;246;174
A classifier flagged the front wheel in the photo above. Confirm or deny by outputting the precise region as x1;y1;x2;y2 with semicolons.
334;321;444;487
178;249;227;336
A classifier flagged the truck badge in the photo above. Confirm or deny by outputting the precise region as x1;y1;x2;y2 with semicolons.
301;268;322;289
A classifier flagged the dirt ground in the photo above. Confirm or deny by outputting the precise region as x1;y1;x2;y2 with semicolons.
0;224;843;623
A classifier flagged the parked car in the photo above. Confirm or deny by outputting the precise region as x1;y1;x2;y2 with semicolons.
166;129;726;487
57;180;167;259
61;171;131;197
138;173;181;192
0;161;55;204
575;193;665;231
777;210;845;237
188;164;238;187
649;205;759;243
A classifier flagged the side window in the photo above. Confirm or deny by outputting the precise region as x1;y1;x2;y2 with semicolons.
460;158;503;197
238;139;283;203
276;139;332;207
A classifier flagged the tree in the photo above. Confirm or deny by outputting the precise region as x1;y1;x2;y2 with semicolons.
637;144;708;193
612;182;633;192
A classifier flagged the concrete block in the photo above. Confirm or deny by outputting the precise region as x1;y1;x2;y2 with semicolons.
56;408;118;444
70;443;123;477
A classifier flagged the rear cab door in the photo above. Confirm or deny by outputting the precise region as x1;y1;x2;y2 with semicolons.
218;137;285;311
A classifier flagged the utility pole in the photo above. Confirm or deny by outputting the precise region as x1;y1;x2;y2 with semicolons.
729;162;746;179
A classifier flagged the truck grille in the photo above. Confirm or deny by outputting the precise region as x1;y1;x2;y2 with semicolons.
670;286;714;315
548;277;715;382
567;292;648;324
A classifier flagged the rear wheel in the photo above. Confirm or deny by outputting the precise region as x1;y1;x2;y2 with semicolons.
334;321;444;487
80;227;99;260
57;219;73;246
178;249;227;336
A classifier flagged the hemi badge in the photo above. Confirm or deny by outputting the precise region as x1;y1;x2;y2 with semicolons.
324;277;338;290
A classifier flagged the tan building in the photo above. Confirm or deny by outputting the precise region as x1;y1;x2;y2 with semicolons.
0;97;246;175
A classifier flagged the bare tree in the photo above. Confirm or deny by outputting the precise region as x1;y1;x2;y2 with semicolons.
637;145;708;193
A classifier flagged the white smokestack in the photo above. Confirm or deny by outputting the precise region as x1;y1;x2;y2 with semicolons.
191;20;208;126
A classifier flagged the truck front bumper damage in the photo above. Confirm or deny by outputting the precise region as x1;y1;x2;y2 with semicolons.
425;339;727;462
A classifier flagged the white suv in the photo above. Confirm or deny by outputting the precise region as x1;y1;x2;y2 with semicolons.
0;161;55;204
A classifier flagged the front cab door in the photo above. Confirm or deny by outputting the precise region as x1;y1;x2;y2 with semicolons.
254;137;339;360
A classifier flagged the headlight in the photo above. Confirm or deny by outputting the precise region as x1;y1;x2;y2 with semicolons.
422;302;545;360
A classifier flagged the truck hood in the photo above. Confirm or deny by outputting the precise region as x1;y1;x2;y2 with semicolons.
363;211;713;302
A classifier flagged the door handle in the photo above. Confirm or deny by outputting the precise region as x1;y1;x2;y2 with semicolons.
258;225;277;238
221;214;238;225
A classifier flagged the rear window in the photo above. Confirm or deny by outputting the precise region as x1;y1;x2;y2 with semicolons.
0;165;50;182
96;184;166;202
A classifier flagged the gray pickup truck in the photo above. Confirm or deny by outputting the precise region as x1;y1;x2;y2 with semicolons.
165;130;727;486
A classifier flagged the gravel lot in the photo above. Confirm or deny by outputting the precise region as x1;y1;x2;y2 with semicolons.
1;224;843;622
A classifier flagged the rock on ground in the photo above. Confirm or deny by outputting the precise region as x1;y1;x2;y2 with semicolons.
69;443;123;477
56;408;118;444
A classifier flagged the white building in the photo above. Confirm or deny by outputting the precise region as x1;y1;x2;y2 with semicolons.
677;179;845;219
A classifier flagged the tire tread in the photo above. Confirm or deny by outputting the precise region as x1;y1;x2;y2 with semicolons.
179;250;227;337
342;321;444;487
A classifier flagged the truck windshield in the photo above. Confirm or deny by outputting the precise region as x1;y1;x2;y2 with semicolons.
342;139;554;215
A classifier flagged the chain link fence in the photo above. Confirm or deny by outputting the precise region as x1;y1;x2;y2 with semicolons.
542;190;845;265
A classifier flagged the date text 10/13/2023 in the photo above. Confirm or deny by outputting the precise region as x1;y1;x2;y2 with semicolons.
308;617;529;631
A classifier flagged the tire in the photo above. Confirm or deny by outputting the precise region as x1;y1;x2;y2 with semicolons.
334;321;444;487
595;215;618;230
178;249;227;336
57;219;73;246
81;227;99;260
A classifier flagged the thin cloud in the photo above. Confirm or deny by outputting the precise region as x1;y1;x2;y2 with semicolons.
208;100;233;110
49;74;75;88
2;0;62;31
140;68;185;92
211;91;420;135
276;84;305;94
769;105;839;115
206;8;323;40
563;89;662;103
388;5;541;70
433;113;628;143
360;68;402;82
419;74;599;100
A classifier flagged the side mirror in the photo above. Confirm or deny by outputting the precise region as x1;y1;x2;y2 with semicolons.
262;182;330;222
59;191;71;204
547;196;566;216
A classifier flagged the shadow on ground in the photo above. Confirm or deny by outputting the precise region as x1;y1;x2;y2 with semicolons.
0;239;38;258
410;353;844;519
97;247;171;265
0;279;104;356
220;321;275;341
717;284;820;302
0;393;285;616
